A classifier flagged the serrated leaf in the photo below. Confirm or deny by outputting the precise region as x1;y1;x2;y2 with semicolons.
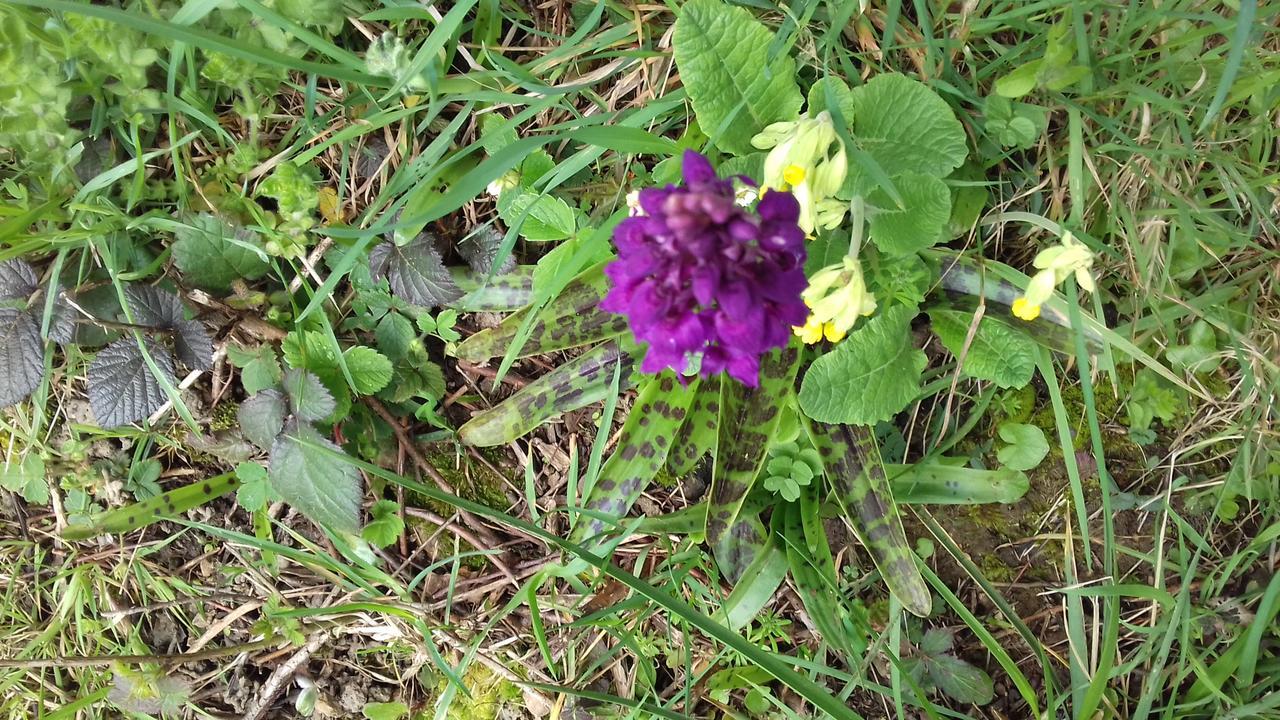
0;259;37;300
497;190;576;242
920;627;954;656
227;344;282;396
342;346;393;395
574;374;698;544
170;213;271;292
928;654;995;705
457;226;516;274
269;421;361;533
373;312;416;360
799;306;926;425
0;308;44;408
124;286;213;371
812;422;930;616
281;330;351;422
173;319;213;371
238;389;287;449
45;290;78;345
362;499;404;548
996;422;1049;471
88;338;175;428
459;341;631;447
453;263;627;362
282;368;336;422
369;234;463;308
867;173;951;255
929;309;1035;389
673;0;804;155
234;461;271;512
845;74;968;192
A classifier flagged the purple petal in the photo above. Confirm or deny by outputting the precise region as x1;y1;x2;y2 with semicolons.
681;150;717;185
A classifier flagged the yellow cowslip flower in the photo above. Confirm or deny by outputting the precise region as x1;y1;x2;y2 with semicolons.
1013;232;1096;321
752;111;848;235
792;256;876;344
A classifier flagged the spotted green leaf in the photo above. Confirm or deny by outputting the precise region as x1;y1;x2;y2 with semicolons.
573;374;697;544
712;511;771;586
453;263;627;363
810;422;930;617
62;473;242;540
719;516;786;630
706;345;801;555
782;492;865;659
458;341;633;447
666;376;720;476
448;265;534;312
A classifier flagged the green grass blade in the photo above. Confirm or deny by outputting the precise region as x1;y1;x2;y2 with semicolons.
457;341;633;447
1197;0;1257;134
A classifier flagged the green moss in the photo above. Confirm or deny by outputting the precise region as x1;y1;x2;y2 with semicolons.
403;445;511;568
210;401;240;431
434;664;521;720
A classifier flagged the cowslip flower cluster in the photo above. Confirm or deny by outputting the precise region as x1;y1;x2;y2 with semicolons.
794;256;876;343
601;150;808;387
752;111;849;235
1012;232;1096;321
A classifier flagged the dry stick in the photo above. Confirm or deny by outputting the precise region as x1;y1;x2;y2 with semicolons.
0;638;279;670
240;631;330;720
362;397;523;587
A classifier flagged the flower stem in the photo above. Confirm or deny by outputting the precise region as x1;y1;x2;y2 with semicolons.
847;195;865;258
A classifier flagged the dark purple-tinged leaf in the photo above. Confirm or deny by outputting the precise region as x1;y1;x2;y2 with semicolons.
453;263;627;363
88;338;176;428
369;234;463;308
810;422;931;617
238;389;287;449
666;376;720;476
448;266;535;312
0;259;37;301
458;341;633;447
269;420;361;533
61;473;242;540
706;344;801;557
45;290;78;345
124;285;213;370
457;226;516;274
173;318;214;371
0;307;44;408
281;368;335;423
572;374;697;544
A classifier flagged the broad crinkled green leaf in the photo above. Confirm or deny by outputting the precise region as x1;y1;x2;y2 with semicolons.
170;213;271;292
458;341;631;447
798;306;926;426
673;0;803;155
282;368;336;422
0;307;43;409
929;308;1035;389
342;346;393;395
369;234;463;308
573;374;697;544
845;74;967;192
867;172;951;255
269;420;361;533
497;190;576;242
238;389;287;450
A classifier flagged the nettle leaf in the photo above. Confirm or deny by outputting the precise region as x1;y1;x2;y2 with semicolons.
269;420;361;533
996;422;1049;471
919;627;954;656
227;343;283;396
799;306;926;426
845;74;968;192
497;190;576;242
929;309;1035;389
0;308;44;409
373;312;416;360
866;172;952;255
282;368;336;422
369;234;463;308
238;389;287;450
673;0;803;155
0;259;38;300
342;346;393;395
170;213;271;292
457;226;516;275
459;341;631;447
88;338;175;428
124;285;213;371
281;330;351;421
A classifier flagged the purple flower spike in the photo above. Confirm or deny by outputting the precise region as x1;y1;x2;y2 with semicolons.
601;150;808;387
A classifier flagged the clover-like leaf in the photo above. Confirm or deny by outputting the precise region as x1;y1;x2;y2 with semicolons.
0;259;38;301
238;389;287;450
929;309;1035;389
281;368;336;422
171;213;272;292
269;420;361;533
798;306;926;425
0;307;44;409
845;74;968;192
866;172;952;255
88;338;175;428
368;234;462;308
673;0;804;155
